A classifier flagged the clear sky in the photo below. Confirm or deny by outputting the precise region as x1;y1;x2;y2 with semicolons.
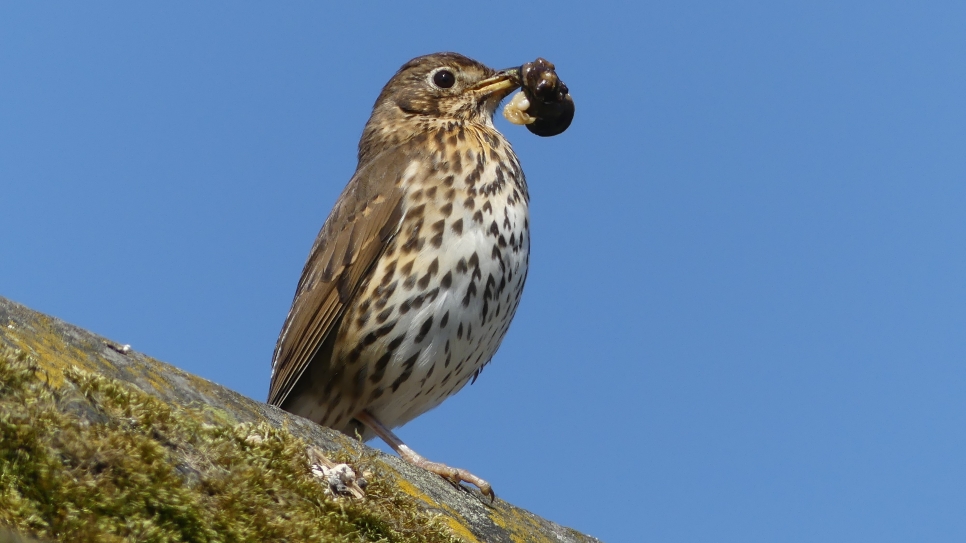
2;3;965;542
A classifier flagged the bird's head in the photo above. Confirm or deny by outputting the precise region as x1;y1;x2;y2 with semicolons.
359;52;520;161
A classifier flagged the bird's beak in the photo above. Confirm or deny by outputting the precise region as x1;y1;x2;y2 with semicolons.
470;67;522;100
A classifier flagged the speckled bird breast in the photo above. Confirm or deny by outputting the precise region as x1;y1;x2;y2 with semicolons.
328;125;530;433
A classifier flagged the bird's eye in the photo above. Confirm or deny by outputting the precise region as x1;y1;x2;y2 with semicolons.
432;69;456;89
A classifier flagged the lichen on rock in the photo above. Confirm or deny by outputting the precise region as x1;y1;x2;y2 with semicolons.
0;296;602;543
0;348;461;543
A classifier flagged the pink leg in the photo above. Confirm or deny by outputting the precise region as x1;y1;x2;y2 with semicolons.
355;410;494;501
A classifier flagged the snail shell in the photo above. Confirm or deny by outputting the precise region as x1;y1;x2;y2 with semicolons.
517;57;575;137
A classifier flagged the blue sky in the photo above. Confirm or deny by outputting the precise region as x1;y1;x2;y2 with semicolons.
2;3;965;542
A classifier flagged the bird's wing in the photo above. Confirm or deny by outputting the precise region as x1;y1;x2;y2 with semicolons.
267;149;418;407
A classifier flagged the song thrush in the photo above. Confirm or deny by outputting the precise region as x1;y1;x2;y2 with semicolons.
268;52;571;498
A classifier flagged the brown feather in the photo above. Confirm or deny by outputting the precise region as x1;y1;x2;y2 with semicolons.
267;148;416;407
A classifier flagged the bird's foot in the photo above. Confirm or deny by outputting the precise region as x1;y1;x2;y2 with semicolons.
353;410;495;501
397;445;494;501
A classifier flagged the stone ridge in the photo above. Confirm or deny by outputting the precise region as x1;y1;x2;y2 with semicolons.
0;295;602;543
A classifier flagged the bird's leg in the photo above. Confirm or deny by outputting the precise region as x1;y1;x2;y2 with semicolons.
354;410;494;501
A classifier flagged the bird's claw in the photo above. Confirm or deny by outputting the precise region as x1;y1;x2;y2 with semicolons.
411;457;495;502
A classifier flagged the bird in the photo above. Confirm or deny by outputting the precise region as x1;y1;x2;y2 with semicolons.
268;52;533;499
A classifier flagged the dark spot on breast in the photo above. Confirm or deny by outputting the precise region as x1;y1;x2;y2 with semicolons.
370;351;392;383
417;272;431;289
376;307;393;324
493;248;505;272
440;311;449;328
489;221;499;237
469;253;481;280
441;271;452;288
430;232;443;248
495;167;506;187
482;201;493;214
401;237;424;255
346;346;362;364
457;323;464;339
415;316;434;343
451;218;463;235
374;281;397;310
466;169;481;186
382;260;397;285
391;352;420;392
387;335;405;351
374;321;397;338
473;210;484;224
462;282;477;307
400;260;414;276
361;331;379;347
456;259;468;274
440;202;453;216
464;197;475;210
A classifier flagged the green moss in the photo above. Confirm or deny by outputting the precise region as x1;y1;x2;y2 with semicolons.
0;349;462;543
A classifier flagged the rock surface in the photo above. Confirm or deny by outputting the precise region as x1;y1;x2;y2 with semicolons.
0;295;601;543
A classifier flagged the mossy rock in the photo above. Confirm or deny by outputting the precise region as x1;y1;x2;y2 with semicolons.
0;296;601;543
